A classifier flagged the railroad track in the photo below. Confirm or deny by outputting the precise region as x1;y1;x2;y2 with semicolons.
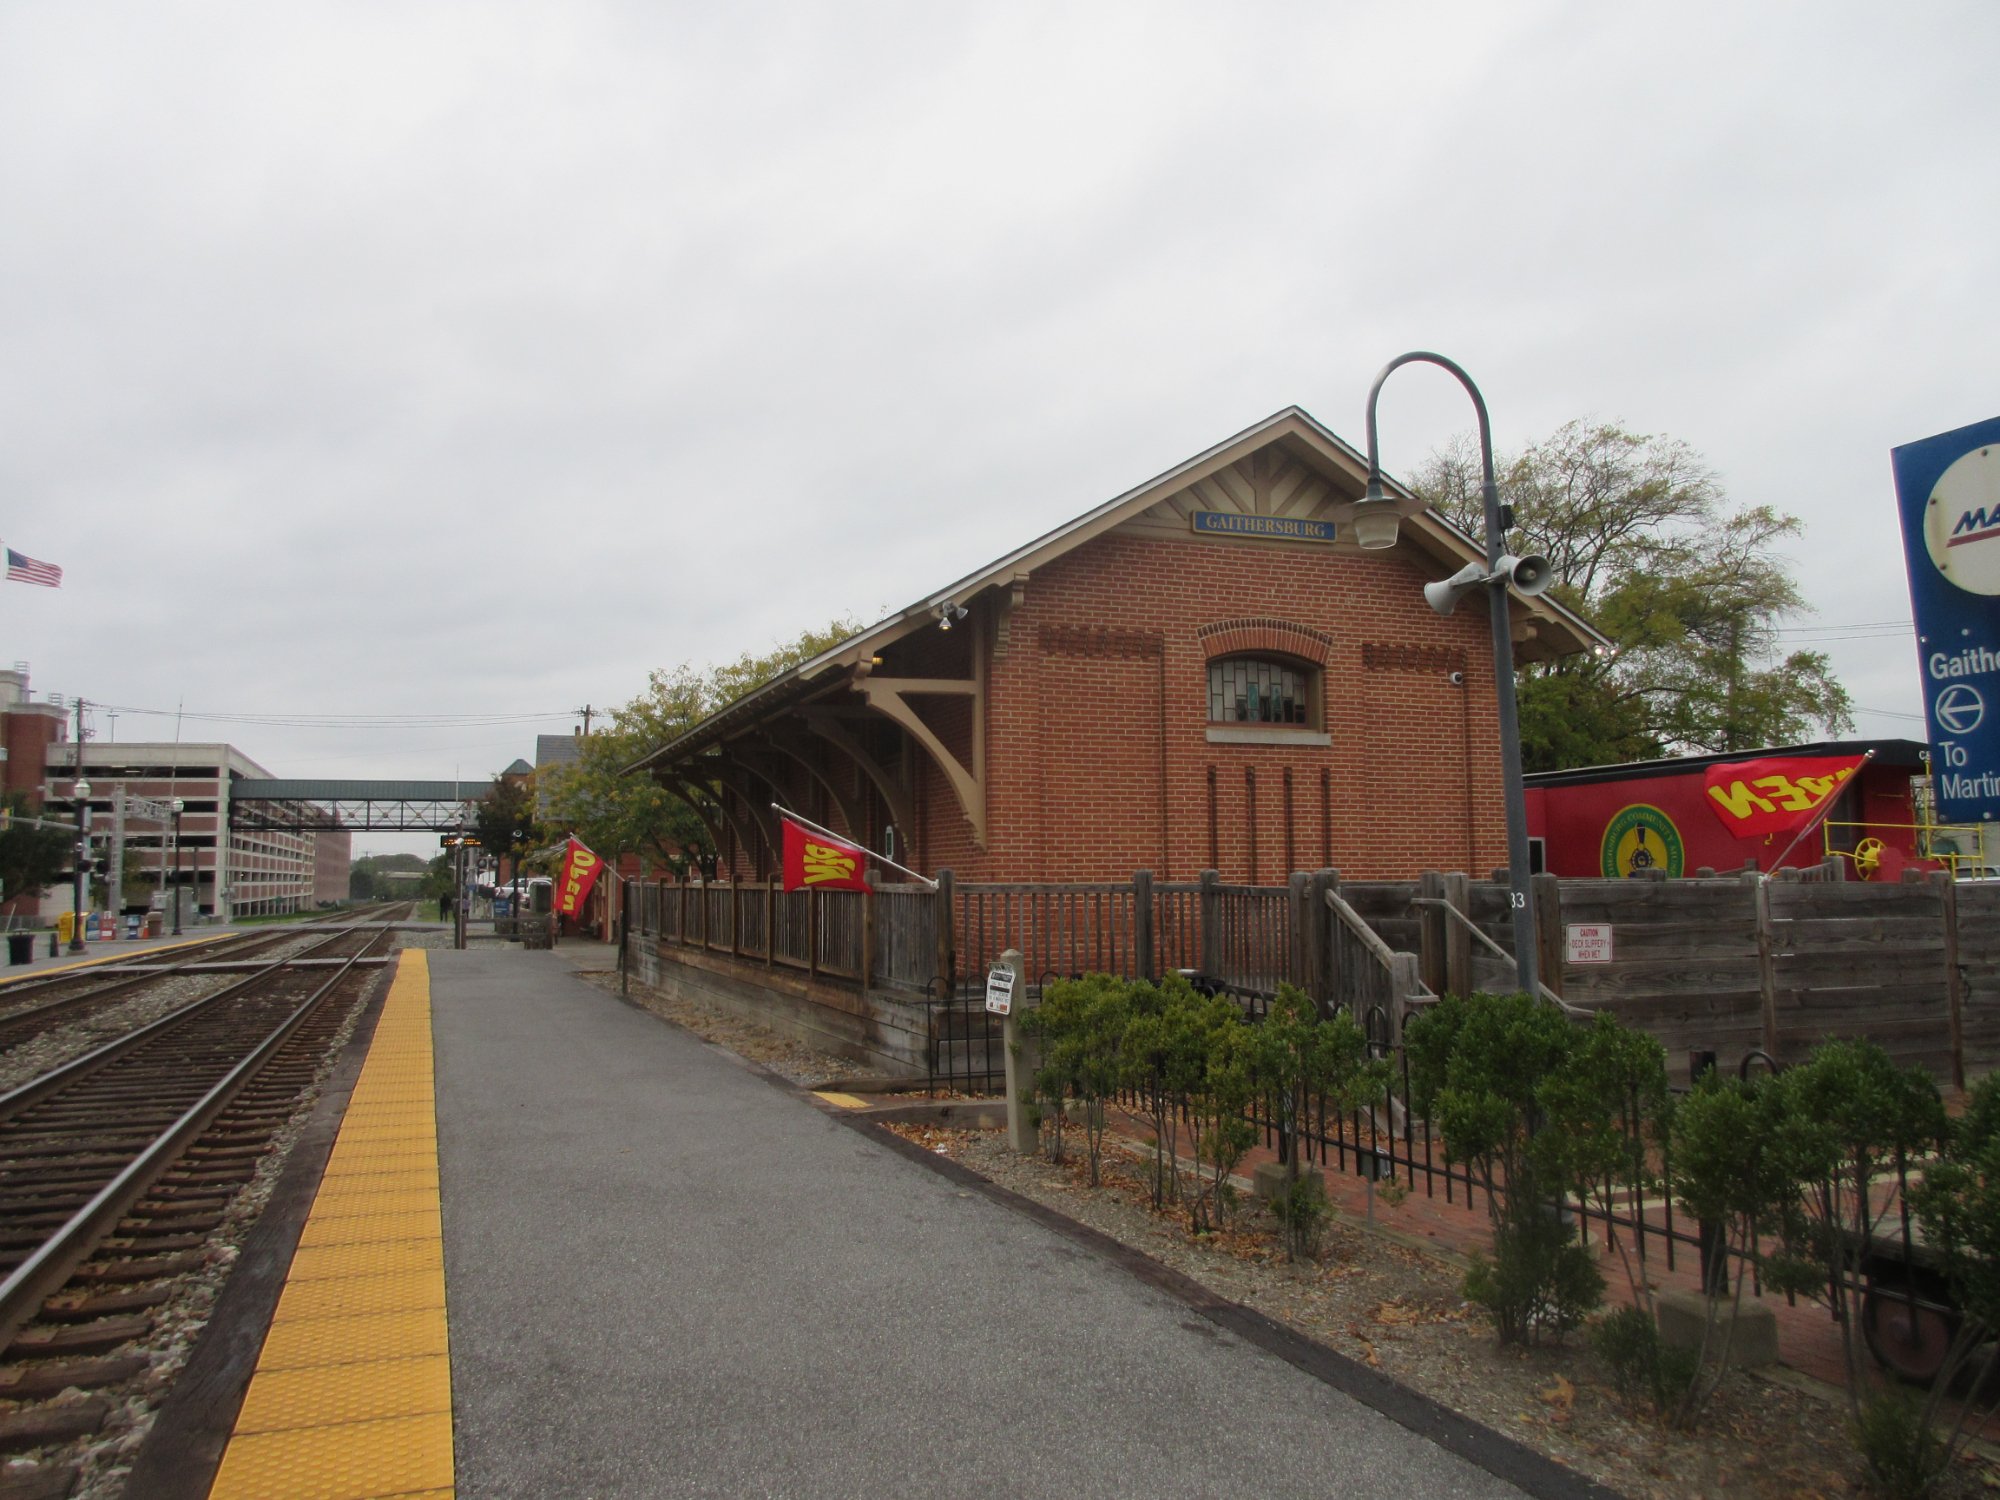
0;918;399;1490
0;902;416;1057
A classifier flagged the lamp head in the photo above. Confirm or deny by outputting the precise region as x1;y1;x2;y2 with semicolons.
1348;473;1404;550
936;600;969;631
73;780;90;800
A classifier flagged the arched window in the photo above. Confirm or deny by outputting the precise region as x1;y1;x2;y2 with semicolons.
1208;656;1312;726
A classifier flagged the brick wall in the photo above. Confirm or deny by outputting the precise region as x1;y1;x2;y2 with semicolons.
709;525;1519;886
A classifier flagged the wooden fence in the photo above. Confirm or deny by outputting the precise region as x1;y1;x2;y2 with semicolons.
625;862;2000;1083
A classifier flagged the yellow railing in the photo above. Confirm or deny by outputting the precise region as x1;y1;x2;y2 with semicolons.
1822;819;1996;879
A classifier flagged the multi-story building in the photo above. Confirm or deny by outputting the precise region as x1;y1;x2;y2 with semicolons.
44;741;351;919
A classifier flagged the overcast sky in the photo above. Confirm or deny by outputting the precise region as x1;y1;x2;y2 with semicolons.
2;2;1993;858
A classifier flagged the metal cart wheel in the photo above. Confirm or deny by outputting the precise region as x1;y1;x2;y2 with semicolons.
1861;1274;1960;1385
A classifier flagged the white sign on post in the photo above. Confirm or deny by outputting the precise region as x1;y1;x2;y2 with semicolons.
1564;924;1614;965
985;961;1017;1015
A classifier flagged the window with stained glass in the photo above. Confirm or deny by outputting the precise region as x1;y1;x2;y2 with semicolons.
1207;657;1310;725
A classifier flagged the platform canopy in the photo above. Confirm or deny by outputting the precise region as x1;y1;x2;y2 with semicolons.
228;779;487;832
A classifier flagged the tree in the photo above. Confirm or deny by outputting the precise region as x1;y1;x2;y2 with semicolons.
1411;421;1852;771
539;618;864;879
471;773;541;882
0;793;71;909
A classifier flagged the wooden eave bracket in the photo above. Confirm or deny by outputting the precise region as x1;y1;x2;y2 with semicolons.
798;707;920;848
857;675;987;849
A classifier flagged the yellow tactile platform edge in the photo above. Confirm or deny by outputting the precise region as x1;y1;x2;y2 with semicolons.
209;949;455;1500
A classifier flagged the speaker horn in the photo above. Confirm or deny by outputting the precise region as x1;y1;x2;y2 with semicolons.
1498;553;1552;598
1423;562;1487;617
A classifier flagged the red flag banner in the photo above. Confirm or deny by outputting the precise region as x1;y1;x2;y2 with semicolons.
555;837;605;915
780;817;868;892
1702;754;1867;840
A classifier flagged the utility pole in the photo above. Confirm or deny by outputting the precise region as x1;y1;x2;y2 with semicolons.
69;699;89;951
576;704;596;736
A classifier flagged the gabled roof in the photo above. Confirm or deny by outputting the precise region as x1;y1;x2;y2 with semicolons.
630;405;1608;773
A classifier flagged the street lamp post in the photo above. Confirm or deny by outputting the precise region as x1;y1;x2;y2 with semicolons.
170;798;185;936
69;780;91;953
1361;351;1541;996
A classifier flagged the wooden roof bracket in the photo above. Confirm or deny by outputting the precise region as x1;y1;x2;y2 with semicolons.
709;760;782;859
747;731;868;837
856;662;986;850
799;708;919;850
654;772;733;862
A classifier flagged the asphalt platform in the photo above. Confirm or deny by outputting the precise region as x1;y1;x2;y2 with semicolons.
424;948;1545;1499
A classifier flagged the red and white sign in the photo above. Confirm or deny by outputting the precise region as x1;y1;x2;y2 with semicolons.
1564;924;1614;965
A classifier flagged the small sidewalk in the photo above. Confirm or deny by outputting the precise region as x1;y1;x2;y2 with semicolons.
426;948;1539;1498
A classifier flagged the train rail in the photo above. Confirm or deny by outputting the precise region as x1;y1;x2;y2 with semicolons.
0;903;415;1058
0;916;401;1480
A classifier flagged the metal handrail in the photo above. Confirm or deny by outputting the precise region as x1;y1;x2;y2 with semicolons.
1408;895;1590;1017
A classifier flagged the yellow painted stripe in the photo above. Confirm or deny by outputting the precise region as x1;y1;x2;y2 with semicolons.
209;949;455;1500
813;1091;872;1110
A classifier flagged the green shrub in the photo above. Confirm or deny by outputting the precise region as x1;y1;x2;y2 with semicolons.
1850;1388;1949;1500
1270;1170;1331;1261
1590;1306;1697;1414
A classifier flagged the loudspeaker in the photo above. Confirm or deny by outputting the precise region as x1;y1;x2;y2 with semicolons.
1499;553;1552;598
1422;562;1487;616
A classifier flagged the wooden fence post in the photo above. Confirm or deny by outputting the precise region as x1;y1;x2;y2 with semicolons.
1389;952;1423;1041
861;868;877;992
1288;870;1313;996
1417;870;1446;997
1936;870;1966;1091
730;886;742;959
765;881;776;967
1323;869;1344;1012
1198;868;1220;978
1132;870;1155;980
1443;872;1472;999
935;868;957;1000
807;888;821;981
1533;873;1565;1000
1755;873;1780;1059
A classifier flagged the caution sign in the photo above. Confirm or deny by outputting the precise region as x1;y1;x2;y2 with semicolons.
1599;804;1685;879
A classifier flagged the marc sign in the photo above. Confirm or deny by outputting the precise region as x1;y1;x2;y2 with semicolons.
985;961;1017;1016
1893;417;2000;822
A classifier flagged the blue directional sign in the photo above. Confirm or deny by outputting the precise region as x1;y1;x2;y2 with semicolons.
1892;416;2000;822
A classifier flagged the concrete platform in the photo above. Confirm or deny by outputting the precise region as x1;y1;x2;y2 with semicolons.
203;948;1569;1499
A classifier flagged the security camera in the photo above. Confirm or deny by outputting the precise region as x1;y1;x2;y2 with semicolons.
1448;671;1465;687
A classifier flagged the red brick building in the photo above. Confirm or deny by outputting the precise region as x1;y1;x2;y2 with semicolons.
633;408;1600;884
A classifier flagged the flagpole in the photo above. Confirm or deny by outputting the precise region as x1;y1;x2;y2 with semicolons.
1765;748;1877;874
770;803;937;889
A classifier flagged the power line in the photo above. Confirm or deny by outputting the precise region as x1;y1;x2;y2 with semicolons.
90;703;575;731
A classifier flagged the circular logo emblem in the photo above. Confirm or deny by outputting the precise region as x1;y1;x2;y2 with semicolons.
1936;682;1986;735
1923;445;2000;595
1600;804;1685;878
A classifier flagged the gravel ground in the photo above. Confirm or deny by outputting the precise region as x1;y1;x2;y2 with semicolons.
596;971;1996;1500
0;930;347;1092
2;948;387;1500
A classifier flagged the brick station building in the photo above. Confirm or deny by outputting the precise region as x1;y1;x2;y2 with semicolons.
632;407;1601;885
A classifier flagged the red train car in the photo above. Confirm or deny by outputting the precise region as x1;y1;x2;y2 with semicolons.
1523;739;1954;881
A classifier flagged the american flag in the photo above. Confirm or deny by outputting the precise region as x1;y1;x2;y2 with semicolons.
5;549;62;588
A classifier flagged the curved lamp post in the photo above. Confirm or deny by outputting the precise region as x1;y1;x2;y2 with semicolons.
69;780;91;953
1360;351;1541;996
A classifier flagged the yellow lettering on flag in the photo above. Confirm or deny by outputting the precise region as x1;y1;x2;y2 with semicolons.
1707;780;1778;820
802;840;857;886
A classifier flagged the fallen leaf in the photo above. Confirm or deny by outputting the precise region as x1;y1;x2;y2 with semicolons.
1374;1300;1423;1326
1537;1375;1575;1422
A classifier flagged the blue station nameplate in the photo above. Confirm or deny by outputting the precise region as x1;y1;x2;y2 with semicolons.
1892;415;2000;823
1190;511;1335;542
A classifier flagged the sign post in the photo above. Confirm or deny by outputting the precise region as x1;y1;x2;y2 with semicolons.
1893;418;2000;825
992;948;1040;1154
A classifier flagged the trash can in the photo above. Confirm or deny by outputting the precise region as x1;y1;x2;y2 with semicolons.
146;912;164;938
7;933;32;966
